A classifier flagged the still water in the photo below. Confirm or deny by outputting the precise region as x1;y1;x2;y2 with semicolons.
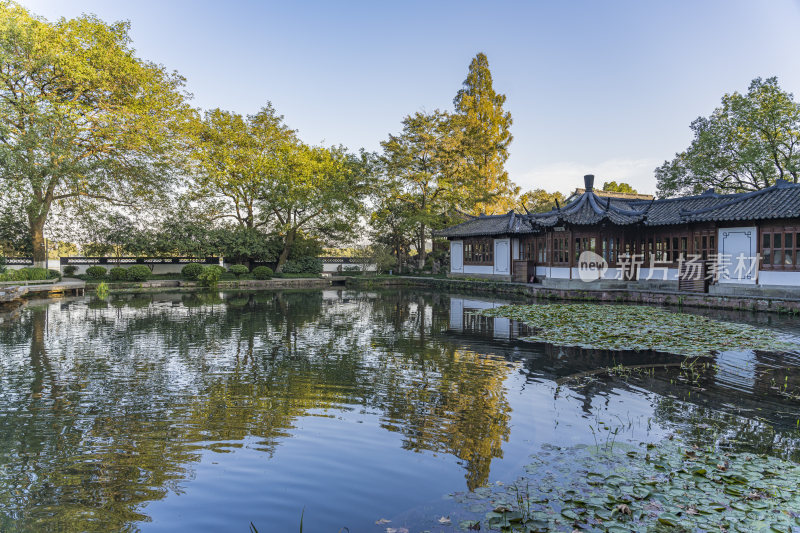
0;289;798;532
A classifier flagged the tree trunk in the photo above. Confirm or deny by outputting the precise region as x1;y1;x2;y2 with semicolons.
30;217;47;269
275;229;296;273
417;224;427;269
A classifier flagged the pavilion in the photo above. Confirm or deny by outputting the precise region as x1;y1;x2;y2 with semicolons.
436;175;800;291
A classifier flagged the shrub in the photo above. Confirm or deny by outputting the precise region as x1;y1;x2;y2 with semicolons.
281;257;322;274
0;256;5;274
63;265;77;276
47;269;61;280
18;267;48;280
252;266;273;280
181;263;205;280
85;266;107;280
0;270;19;282
228;264;249;278
127;265;151;282
198;265;224;287
109;267;128;281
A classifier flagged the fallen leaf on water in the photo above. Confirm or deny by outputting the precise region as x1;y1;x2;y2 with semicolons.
375;518;391;525
615;503;631;515
386;528;408;533
437;516;451;525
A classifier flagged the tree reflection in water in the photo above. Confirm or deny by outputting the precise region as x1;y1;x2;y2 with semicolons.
0;290;798;531
0;290;512;531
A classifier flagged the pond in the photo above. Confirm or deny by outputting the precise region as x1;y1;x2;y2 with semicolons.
0;289;799;532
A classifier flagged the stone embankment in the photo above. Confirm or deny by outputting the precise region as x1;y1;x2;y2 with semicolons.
346;276;800;314
0;285;29;305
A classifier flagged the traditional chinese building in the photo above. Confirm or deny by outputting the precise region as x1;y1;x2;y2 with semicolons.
437;175;800;291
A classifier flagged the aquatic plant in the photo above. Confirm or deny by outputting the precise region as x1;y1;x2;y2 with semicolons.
481;304;796;357
95;281;109;299
449;439;800;532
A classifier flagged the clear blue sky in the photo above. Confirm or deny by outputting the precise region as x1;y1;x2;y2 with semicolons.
20;0;800;195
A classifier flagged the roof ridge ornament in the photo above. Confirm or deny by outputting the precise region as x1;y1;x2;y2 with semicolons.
584;174;594;192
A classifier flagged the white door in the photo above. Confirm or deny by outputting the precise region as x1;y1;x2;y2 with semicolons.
718;227;757;284
494;239;509;274
450;241;463;273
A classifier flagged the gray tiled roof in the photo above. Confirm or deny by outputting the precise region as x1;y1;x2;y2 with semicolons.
437;180;800;238
528;193;649;227
628;180;800;225
435;211;534;238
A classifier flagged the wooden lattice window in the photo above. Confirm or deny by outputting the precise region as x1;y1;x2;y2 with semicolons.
601;235;621;265
536;236;547;263
651;231;689;265
463;238;494;265
574;235;597;263
761;227;800;270
519;238;535;261
692;230;716;261
552;234;570;265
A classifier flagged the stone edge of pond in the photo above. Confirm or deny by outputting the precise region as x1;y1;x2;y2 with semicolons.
345;276;800;315
85;278;338;294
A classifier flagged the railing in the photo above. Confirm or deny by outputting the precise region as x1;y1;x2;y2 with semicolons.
320;257;370;264
1;257;34;266
60;257;220;265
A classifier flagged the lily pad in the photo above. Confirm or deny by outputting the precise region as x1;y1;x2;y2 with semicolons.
480;303;796;357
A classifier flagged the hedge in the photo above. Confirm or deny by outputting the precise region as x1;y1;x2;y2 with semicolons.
127;265;151;282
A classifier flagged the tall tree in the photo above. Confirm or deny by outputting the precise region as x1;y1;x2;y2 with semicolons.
381;111;465;268
602;181;638;194
190;104;297;229
453;52;515;214
0;3;192;266
369;178;416;270
264;145;372;272
656;77;800;197
519;189;565;213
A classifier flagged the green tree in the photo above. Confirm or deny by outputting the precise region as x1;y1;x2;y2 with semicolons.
519;189;565;213
381;111;466;269
656;77;800;197
0;208;32;257
209;226;278;266
602;181;638;194
0;189;32;256
453;52;515;214
0;3;192;266
264;145;372;272
82;213;152;261
190;105;297;229
369;193;415;272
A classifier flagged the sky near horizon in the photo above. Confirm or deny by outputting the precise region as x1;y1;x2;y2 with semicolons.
18;0;800;195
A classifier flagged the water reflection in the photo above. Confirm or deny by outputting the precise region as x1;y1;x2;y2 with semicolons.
0;291;514;531
447;295;800;458
0;290;797;532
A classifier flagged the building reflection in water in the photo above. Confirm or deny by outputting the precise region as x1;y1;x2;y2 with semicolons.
449;296;532;340
0;291;798;532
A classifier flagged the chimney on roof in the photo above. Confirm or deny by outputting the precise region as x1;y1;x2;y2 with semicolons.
584;174;595;192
